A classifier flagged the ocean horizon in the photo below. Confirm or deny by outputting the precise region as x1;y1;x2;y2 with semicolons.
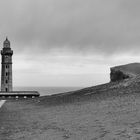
13;86;83;96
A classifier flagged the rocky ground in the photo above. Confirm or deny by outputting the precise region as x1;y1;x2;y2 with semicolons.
1;63;140;139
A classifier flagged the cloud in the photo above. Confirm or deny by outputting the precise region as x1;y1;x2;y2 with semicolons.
0;0;140;55
1;0;140;87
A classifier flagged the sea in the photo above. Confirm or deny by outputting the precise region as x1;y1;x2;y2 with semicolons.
13;87;83;96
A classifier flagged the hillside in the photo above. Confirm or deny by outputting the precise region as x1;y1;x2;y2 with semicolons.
111;63;140;75
1;63;140;139
110;63;140;82
38;63;140;105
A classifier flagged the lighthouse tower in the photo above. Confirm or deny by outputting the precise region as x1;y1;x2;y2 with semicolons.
1;38;13;92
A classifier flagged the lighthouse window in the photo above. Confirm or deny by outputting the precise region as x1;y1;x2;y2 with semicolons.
6;72;8;76
6;80;8;83
6;65;9;68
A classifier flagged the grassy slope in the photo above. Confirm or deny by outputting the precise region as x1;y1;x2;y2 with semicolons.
1;63;140;139
111;63;140;76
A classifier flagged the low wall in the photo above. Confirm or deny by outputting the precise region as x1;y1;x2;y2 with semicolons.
0;91;40;99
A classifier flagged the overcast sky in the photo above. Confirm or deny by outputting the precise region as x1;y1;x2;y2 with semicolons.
0;0;140;87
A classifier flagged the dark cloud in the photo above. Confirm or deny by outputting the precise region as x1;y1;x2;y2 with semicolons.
0;0;140;55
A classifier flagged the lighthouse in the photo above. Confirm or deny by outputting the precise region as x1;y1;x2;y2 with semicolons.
1;37;13;92
0;38;39;98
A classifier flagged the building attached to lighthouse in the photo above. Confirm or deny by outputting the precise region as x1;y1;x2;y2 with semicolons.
1;38;13;92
